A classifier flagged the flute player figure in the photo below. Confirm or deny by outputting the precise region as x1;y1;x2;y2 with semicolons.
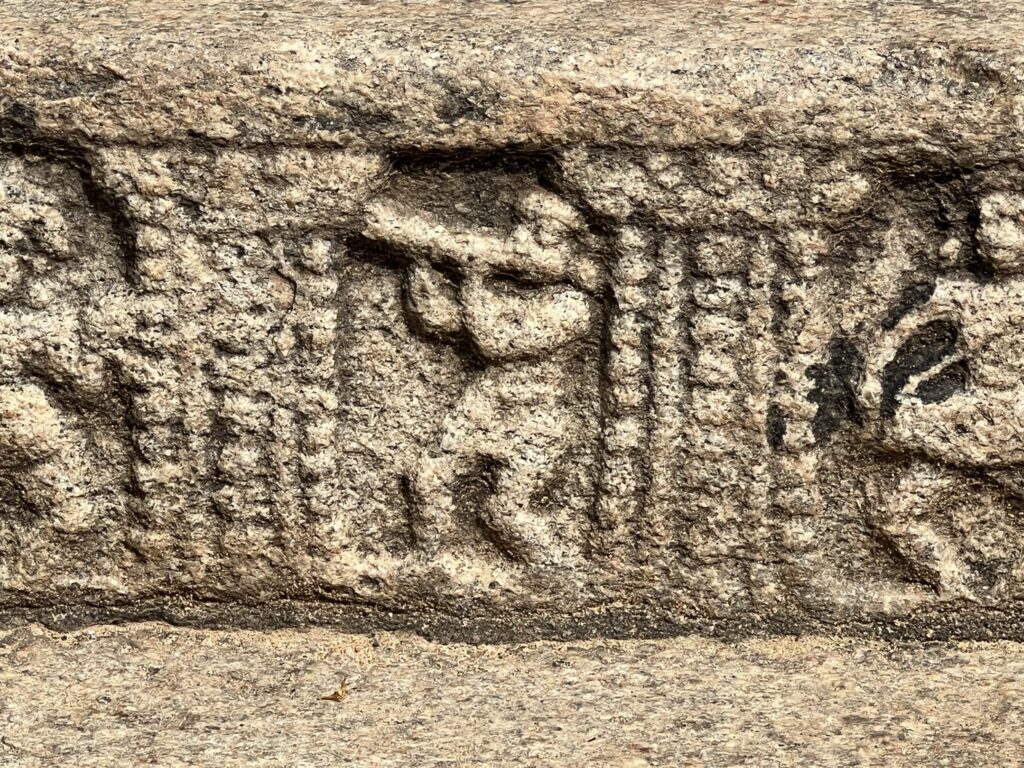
361;184;603;565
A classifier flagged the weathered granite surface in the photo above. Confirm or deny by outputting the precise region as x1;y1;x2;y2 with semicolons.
2;623;1023;766
4;1;1024;638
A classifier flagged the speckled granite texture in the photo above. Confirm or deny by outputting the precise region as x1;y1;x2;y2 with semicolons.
2;623;1023;766
5;1;1024;640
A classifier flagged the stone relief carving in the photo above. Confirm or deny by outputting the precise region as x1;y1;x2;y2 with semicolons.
0;153;129;539
853;191;1024;601
5;141;1024;632
359;178;603;564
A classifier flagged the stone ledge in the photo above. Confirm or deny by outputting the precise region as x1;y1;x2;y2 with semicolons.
2;1;1024;152
2;623;1023;766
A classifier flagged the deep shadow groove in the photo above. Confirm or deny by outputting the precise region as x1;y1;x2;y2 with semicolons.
6;595;1024;644
635;310;655;542
880;320;961;419
965;199;996;282
806;337;865;444
862;517;944;596
881;282;936;330
388;145;621;240
389;146;559;176
71;147;144;286
587;279;616;547
396;474;418;553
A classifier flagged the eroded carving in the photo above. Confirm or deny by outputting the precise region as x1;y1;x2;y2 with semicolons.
7;139;1024;635
357;167;604;564
0;153;129;537
855;199;1024;599
773;180;1024;605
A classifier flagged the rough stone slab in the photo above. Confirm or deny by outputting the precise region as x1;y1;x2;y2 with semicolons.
4;1;1024;638
2;623;1023;766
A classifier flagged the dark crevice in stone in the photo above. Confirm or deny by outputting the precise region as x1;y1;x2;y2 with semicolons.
807;337;864;444
766;401;787;450
914;358;970;404
881;281;935;330
880;319;960;419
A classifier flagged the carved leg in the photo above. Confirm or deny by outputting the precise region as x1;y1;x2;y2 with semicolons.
406;385;484;556
0;383;97;531
480;453;561;564
872;463;973;600
477;396;577;565
406;445;471;556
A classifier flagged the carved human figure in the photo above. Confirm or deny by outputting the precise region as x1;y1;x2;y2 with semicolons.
861;278;1024;470
362;185;602;563
0;155;124;532
857;192;1024;597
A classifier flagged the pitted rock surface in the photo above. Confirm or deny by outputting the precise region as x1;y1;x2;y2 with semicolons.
3;1;1024;639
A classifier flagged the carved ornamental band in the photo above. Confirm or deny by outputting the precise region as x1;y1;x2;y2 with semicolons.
3;19;1024;638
